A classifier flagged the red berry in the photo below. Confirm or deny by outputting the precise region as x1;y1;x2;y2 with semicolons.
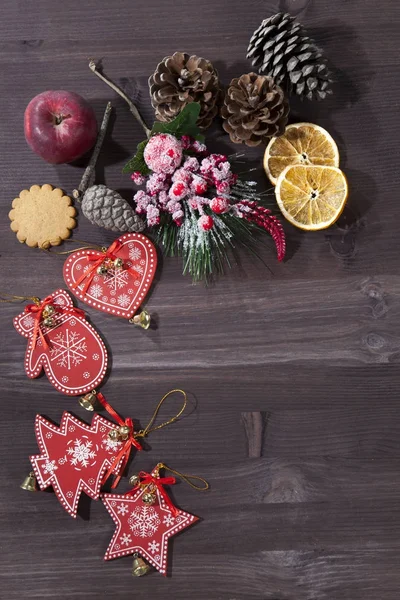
198;215;214;231
210;196;229;214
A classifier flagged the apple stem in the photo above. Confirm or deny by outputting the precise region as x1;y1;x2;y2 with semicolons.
88;59;151;138
72;101;113;200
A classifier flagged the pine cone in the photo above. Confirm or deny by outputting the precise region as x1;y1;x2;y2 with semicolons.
81;185;145;233
149;51;221;129
246;12;332;100
221;73;289;146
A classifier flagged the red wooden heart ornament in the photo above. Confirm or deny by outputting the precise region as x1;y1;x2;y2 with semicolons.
63;234;157;319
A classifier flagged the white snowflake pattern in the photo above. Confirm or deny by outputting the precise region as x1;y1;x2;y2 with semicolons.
133;264;144;276
120;533;132;546
66;438;97;468
129;246;142;261
89;284;103;299
69;319;76;326
43;459;58;475
117;503;129;516
62;376;69;383
117;294;131;308
128;505;161;538
54;297;65;306
92;353;100;361
66;491;73;498
76;264;82;271
102;435;122;453
100;426;107;433
148;540;160;555
58;457;66;465
50;329;87;370
68;425;75;432
46;432;52;439
128;288;134;294
89;478;95;485
140;260;145;266
83;371;90;379
102;296;109;302
105;267;129;292
23;315;35;328
163;514;175;527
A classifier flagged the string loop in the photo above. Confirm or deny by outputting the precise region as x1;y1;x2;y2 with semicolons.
156;463;209;491
135;389;187;439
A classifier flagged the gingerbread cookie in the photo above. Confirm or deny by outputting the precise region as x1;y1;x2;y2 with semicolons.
9;184;77;248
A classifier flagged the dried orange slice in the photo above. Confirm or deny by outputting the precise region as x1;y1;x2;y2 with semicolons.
264;122;340;185
275;165;348;231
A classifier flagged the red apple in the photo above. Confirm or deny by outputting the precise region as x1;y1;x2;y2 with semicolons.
24;90;97;164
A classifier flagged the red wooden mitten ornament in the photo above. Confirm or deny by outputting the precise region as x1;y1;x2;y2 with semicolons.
102;464;202;576
63;234;157;321
30;411;142;517
13;289;107;396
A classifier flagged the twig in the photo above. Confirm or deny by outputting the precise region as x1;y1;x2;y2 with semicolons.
89;59;151;138
73;101;113;200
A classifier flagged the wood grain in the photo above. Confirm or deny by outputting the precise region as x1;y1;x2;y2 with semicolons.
1;0;400;598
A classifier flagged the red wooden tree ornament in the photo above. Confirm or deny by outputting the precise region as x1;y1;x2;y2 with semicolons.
63;234;157;320
30;412;131;518
13;289;108;396
102;465;198;576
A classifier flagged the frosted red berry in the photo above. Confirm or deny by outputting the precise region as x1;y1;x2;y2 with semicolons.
198;215;214;231
143;133;183;174
210;196;230;214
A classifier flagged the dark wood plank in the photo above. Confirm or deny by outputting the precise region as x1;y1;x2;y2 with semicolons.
1;0;400;598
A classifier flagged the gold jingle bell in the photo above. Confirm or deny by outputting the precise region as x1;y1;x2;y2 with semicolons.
97;264;109;276
118;425;131;440
43;316;55;328
79;391;97;411
129;309;151;330
108;428;120;441
42;304;55;317
113;257;124;269
132;554;151;577
129;473;140;487
142;491;156;505
20;471;38;492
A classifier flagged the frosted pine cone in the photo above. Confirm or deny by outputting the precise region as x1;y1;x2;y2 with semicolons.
246;12;332;100
221;73;289;146
149;52;221;129
81;185;145;233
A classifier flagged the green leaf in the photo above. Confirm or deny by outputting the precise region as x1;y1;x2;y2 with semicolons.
150;102;204;140
122;139;151;175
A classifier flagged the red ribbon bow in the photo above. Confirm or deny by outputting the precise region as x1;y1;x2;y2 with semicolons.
128;471;178;516
72;240;140;294
25;297;86;351
25;296;55;350
97;392;142;489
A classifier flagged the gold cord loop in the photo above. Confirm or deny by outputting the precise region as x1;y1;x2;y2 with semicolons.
157;463;209;491
39;238;105;254
135;389;187;439
0;293;40;305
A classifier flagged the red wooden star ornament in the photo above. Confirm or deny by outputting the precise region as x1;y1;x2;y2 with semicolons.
102;464;207;576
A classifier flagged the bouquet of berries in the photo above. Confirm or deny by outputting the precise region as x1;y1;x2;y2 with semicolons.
124;103;286;282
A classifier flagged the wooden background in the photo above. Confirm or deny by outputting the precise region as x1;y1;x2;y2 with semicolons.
1;0;399;598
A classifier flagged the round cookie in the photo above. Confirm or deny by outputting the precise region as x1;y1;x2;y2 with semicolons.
9;184;77;248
